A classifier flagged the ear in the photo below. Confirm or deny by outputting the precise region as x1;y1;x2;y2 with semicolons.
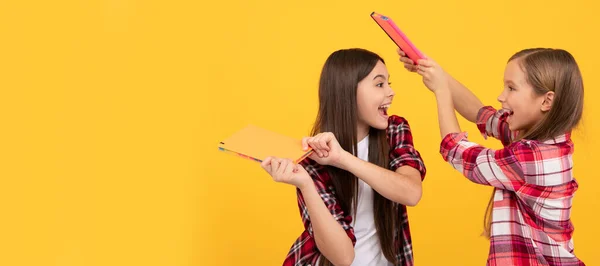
541;91;555;112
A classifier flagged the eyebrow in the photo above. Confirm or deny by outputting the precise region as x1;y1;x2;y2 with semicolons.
373;74;388;80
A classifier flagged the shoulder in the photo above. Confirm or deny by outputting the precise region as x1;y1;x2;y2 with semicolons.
509;138;573;161
494;139;556;169
387;114;415;140
508;139;574;186
387;114;413;134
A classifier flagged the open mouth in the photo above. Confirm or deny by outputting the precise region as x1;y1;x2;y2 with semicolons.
378;104;390;117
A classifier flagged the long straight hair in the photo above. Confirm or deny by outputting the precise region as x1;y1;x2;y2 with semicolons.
313;48;400;265
482;48;584;238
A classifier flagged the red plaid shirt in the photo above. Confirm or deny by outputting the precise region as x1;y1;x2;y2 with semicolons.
284;115;426;266
440;106;585;266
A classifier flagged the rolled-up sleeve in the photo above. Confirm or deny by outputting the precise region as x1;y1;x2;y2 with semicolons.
388;116;426;180
476;106;518;146
440;132;525;191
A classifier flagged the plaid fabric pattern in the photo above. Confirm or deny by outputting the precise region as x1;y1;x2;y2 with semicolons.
440;106;585;266
283;115;426;266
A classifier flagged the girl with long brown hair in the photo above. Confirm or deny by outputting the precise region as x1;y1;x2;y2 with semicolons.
261;48;426;266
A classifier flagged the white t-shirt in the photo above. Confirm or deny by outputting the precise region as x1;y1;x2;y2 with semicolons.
317;136;393;266
350;136;392;266
315;136;392;266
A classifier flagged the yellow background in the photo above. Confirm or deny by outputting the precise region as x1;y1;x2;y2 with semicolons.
1;0;598;265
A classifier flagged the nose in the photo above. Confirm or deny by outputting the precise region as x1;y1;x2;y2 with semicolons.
386;85;395;98
497;89;507;103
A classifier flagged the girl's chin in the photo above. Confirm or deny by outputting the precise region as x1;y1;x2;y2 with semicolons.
370;119;388;131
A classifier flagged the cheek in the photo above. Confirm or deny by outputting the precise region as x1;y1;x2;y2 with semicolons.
512;96;542;125
356;98;371;119
508;94;526;112
356;91;375;112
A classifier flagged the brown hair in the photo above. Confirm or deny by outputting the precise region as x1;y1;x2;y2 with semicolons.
482;48;584;238
313;48;400;265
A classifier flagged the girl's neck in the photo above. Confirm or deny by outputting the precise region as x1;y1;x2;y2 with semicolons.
357;124;369;143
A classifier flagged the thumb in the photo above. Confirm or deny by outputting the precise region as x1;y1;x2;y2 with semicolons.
261;157;272;170
301;137;310;151
323;132;336;144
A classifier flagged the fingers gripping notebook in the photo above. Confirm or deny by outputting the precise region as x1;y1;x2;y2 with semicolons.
218;125;313;164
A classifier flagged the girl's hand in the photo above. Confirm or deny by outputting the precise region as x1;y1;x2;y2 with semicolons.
261;157;313;190
416;58;450;93
397;48;418;72
302;132;348;169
